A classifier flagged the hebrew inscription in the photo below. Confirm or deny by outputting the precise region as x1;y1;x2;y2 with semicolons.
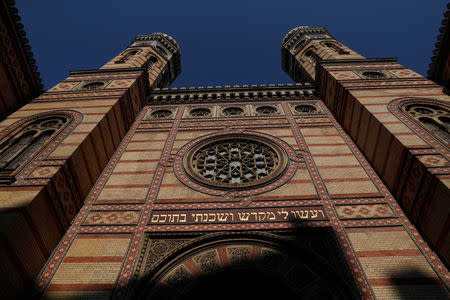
149;206;326;225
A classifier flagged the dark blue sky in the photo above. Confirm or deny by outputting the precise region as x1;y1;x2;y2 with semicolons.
16;1;447;90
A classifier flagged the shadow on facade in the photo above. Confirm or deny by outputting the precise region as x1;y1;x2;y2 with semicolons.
33;221;363;299
387;267;449;299
126;220;360;300
30;223;450;300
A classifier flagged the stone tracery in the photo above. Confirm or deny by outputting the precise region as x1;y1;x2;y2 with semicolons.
403;101;450;145
0;115;67;184
183;134;288;189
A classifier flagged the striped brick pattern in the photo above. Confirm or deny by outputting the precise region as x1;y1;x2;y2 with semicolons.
95;131;168;204
101;47;170;89
0;66;149;296
316;59;450;264
44;233;132;299
300;126;379;198
253;165;318;200
293;39;364;81
347;226;448;299
32;92;449;300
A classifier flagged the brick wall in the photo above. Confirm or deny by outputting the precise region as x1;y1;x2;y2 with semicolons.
33;88;449;299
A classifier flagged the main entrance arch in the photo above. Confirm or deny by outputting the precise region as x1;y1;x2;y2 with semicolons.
131;230;360;299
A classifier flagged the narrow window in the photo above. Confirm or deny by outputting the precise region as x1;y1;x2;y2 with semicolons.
305;50;320;65
148;56;158;69
324;42;349;55
294;40;305;51
156;46;168;57
0;116;67;184
115;50;138;64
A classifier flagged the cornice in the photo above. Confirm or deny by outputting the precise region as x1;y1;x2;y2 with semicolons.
69;67;146;76
132;33;180;54
2;0;43;92
147;83;318;104
318;58;398;65
428;3;449;82
281;26;330;50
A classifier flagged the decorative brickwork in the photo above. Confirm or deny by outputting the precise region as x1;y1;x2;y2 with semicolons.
31;85;449;300
0;22;448;299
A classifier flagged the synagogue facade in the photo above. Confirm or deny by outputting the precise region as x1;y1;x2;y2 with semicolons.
0;2;449;299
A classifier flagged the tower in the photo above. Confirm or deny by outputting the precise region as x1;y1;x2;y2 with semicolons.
283;25;450;278
0;0;43;120
101;33;181;89
281;26;363;82
0;32;180;297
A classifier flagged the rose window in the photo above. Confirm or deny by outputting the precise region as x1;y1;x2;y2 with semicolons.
223;107;244;116
256;106;277;115
183;134;287;189
294;104;317;114
151;109;172;119
190;108;211;117
362;71;386;79
82;82;105;90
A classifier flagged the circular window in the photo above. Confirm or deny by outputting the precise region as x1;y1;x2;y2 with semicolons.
39;117;67;129
362;71;386;79
151;109;172;119
294;104;317;114
405;105;435;116
256;106;277;115
223;107;244;116
183;134;288;189
190;108;211;117
82;82;105;90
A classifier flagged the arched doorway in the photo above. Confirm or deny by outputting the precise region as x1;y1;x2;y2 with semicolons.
131;231;360;300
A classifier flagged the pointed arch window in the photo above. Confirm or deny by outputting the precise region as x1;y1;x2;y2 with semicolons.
402;101;450;146
304;49;321;65
0;115;68;184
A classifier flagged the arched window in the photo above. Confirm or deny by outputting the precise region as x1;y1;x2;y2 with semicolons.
403;101;450;146
82;81;105;90
148;55;158;69
294;39;306;51
324;42;349;55
115;50;139;64
304;49;320;65
156;46;168;57
0;115;68;184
